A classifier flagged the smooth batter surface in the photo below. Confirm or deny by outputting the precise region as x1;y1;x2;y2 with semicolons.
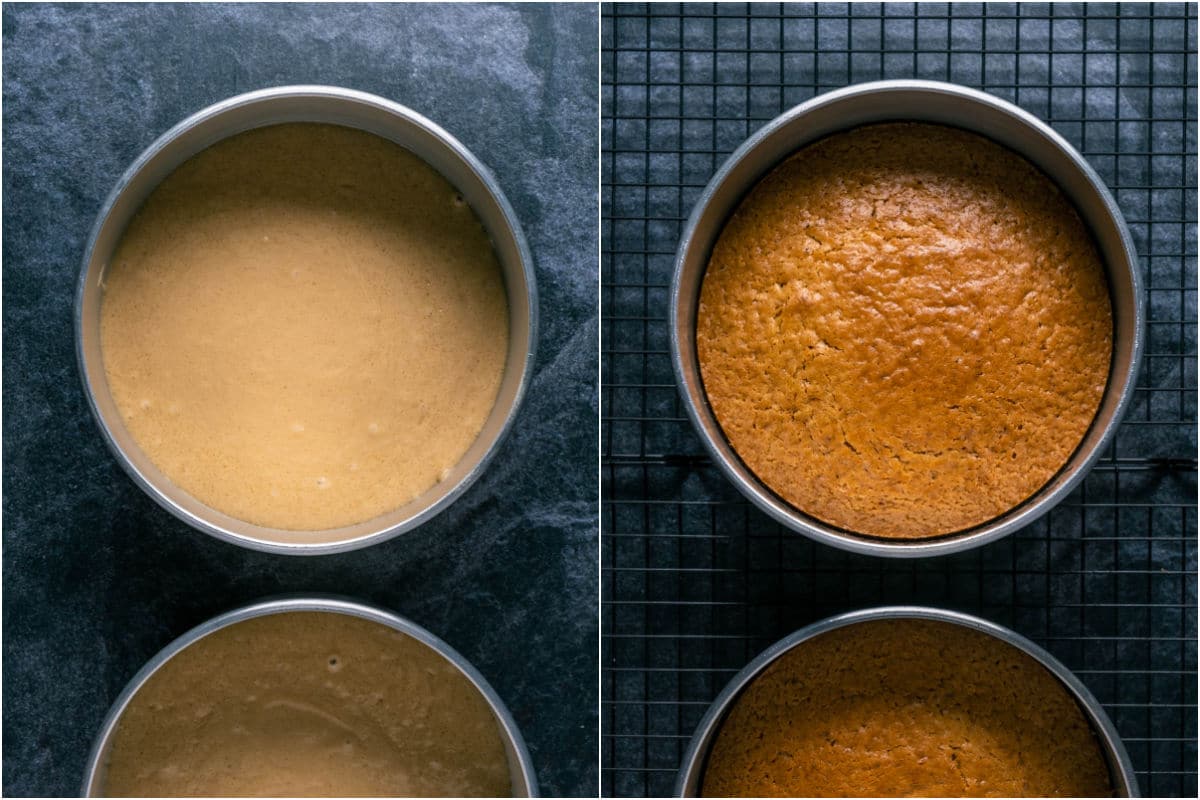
701;619;1113;798
100;123;508;531
100;612;513;797
697;123;1113;539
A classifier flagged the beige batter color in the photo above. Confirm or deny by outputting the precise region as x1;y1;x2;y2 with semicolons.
100;123;508;531
100;611;514;797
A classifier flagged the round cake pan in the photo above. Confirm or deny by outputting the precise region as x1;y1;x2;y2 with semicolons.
670;79;1144;557
81;595;539;797
675;606;1138;798
76;85;537;554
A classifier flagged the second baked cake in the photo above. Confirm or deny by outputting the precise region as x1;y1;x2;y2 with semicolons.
696;122;1113;539
701;618;1113;798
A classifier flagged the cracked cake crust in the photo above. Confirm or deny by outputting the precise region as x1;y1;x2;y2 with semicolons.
696;122;1113;539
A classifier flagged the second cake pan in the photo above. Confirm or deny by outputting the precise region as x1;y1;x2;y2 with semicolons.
674;606;1139;798
81;595;540;797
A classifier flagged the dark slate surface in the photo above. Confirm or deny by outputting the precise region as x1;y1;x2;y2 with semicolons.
2;3;598;797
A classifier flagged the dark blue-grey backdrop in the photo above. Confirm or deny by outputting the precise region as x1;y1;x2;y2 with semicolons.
3;3;598;796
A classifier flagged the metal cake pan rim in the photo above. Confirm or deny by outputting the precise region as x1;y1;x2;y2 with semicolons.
75;85;539;555
669;79;1145;557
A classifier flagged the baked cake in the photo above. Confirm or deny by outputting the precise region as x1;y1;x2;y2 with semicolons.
700;618;1113;797
696;122;1113;539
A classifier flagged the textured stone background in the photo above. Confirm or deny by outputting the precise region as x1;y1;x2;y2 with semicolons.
2;3;598;796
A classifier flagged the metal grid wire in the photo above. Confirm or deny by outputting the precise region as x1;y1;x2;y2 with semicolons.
600;3;1197;797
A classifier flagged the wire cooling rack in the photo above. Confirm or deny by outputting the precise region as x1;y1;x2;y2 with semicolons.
600;3;1197;797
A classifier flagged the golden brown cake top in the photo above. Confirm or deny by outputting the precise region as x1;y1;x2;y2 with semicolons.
696;122;1113;539
701;618;1113;798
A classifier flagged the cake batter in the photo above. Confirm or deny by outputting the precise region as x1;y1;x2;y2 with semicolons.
100;611;514;797
100;123;509;531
